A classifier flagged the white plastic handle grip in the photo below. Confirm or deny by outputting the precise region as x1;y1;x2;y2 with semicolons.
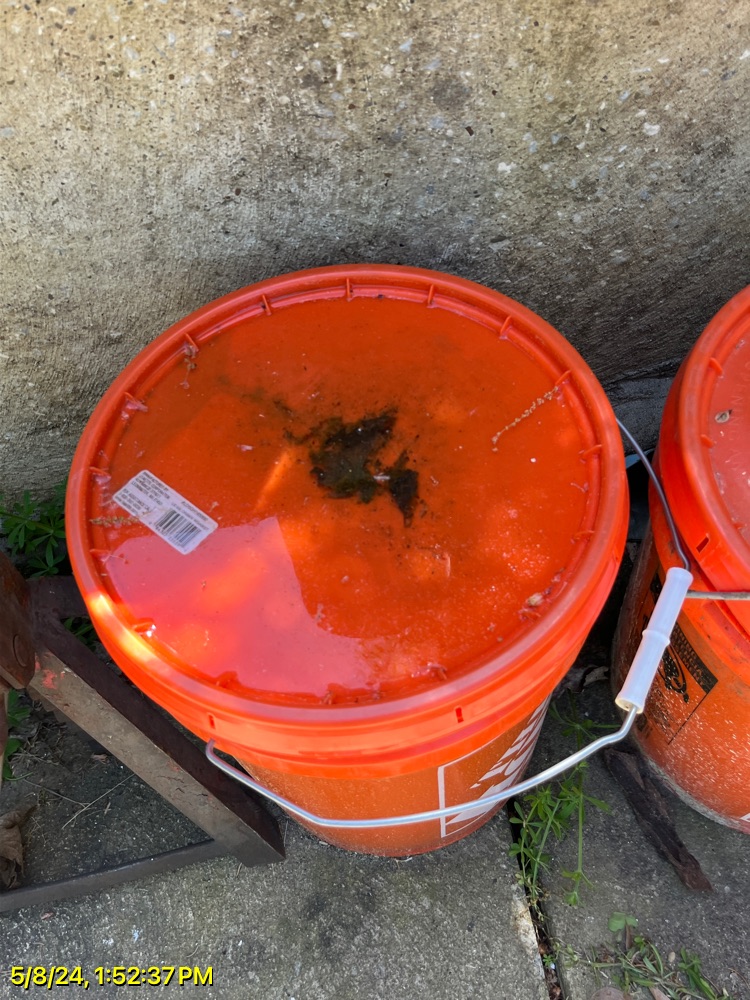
615;566;693;713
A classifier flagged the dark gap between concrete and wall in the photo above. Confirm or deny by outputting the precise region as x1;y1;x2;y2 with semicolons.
504;801;567;1000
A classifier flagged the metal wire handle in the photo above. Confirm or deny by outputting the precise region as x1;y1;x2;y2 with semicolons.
687;590;750;601
205;710;637;830
617;419;750;602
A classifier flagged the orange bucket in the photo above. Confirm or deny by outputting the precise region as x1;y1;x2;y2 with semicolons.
613;286;750;832
66;265;628;856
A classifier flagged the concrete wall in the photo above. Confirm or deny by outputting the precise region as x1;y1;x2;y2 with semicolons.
1;0;748;494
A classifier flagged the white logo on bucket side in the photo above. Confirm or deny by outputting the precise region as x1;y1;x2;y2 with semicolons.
436;699;549;839
113;470;218;555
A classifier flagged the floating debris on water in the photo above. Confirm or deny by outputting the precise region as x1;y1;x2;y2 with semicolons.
293;408;420;524
490;385;561;449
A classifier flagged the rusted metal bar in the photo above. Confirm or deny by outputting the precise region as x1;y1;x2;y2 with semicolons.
0;552;36;781
28;574;88;622
1;559;283;900
0;551;35;691
26;602;284;867
0;840;225;914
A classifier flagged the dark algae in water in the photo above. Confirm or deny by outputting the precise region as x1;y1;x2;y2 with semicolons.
309;410;394;504
386;450;419;524
301;408;419;524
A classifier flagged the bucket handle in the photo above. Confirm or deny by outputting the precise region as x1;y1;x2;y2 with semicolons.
204;567;693;831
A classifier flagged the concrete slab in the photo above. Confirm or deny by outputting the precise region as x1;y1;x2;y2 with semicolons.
529;682;750;1000
0;719;548;1000
0;823;548;1000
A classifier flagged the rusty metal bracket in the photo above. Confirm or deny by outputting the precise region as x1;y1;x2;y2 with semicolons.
0;553;36;782
0;552;35;692
0;840;226;914
0;551;284;906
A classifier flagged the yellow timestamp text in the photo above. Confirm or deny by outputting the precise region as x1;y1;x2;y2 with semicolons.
10;966;213;989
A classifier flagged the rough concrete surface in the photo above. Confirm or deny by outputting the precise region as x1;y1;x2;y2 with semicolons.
0;686;551;1000
0;810;548;1000
1;0;750;493
532;683;750;1000
3;637;750;999
0;716;207;885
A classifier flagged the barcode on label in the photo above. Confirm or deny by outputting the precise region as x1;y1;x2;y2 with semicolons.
153;509;203;550
113;471;217;554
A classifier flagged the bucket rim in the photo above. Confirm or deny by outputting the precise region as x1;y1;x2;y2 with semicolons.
66;264;629;759
660;284;750;634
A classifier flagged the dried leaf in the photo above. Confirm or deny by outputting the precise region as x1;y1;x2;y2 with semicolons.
91;754;109;764
649;988;670;1000
590;989;629;1000
0;803;36;890
554;663;609;698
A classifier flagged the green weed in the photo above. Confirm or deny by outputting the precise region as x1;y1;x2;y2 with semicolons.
0;482;98;775
608;911;639;935
0;481;68;576
586;914;735;999
2;689;32;781
509;694;614;912
63;616;98;650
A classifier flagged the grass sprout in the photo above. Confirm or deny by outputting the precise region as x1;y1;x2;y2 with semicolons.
586;915;736;999
509;694;615;912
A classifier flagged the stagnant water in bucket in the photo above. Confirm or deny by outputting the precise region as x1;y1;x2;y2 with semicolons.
94;294;595;708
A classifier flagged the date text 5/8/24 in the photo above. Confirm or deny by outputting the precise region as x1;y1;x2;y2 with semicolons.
10;966;213;989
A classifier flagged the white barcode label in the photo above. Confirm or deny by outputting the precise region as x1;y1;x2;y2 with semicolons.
113;470;217;554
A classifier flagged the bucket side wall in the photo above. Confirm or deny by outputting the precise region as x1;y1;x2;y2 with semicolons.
236;698;550;856
613;519;750;832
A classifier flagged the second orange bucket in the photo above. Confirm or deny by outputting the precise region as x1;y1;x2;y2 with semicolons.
66;265;628;856
613;286;750;832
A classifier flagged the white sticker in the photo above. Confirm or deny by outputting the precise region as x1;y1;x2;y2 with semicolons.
113;470;217;554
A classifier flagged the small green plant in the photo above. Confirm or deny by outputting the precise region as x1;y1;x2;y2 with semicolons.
2;689;32;781
588;914;734;999
608;911;639;935
678;951;732;1000
0;481;68;576
1;482;98;778
63;616;98;649
509;695;613;912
